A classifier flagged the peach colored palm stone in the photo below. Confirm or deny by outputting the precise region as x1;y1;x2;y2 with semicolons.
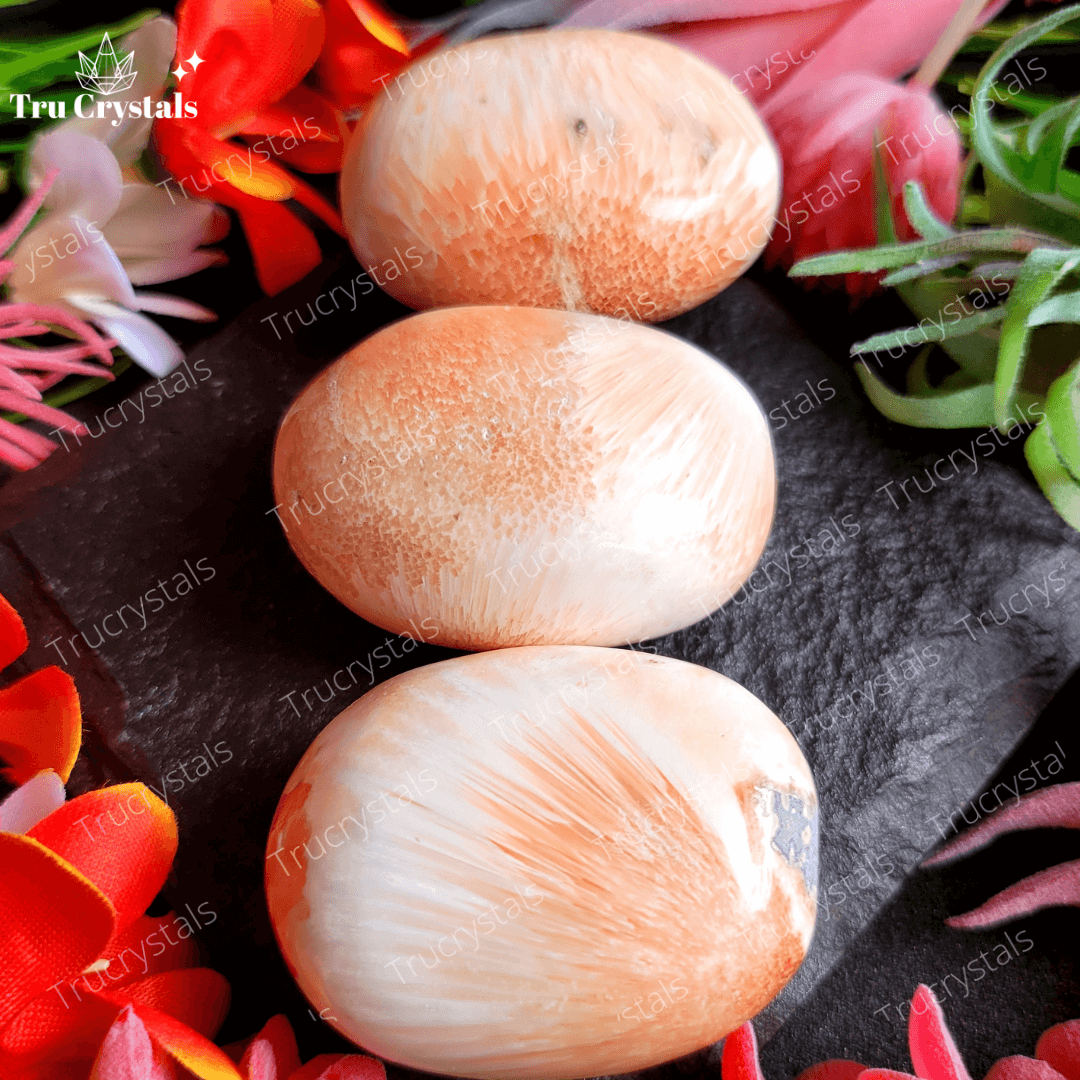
266;647;817;1079
272;306;775;649
341;29;780;320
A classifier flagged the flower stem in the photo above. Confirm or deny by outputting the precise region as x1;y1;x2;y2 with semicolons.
911;0;995;90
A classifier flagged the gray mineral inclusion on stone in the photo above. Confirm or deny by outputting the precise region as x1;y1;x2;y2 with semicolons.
771;790;818;895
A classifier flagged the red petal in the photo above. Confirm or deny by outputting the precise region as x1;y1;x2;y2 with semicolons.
985;1057;1068;1080
945;859;1080;929
101;969;230;1039
923;784;1080;868
0;833;114;1032
314;1057;386;1080
133;1003;242;1080
908;985;972;1080
232;197;323;295
29;784;177;935
722;1023;765;1080
860;1072;921;1080
173;0;324;133
98;913;202;987
239;1015;301;1080
0;666;82;785
289;1055;347;1080
0;591;29;669
1036;1021;1080;1080
90;1005;177;1080
797;1062;869;1080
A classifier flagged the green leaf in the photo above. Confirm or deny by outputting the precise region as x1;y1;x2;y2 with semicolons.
1028;289;1080;326
994;248;1080;430
790;227;1067;276
0;11;157;84
852;306;1007;355
1025;418;1080;529
873;131;898;245
902;181;955;241
1043;363;1080;479
882;256;968;285
970;5;1080;223
855;360;998;427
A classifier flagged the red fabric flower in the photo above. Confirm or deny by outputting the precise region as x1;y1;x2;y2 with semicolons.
0;591;81;787
153;0;346;296
0;783;236;1078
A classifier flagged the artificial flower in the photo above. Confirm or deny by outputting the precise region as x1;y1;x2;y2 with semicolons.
314;0;444;114
6;18;224;379
559;0;1010;110
723;984;1080;1080
218;1013;386;1080
922;780;1080;927
558;0;1009;290
0;782;235;1078
0;591;81;787
765;72;962;296
0;171;117;470
153;0;347;296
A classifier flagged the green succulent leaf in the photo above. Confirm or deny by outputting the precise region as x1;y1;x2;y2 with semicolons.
855;360;998;427
902;181;955;240
852;306;1007;355
970;4;1080;222
1042;363;1080;480
1028;289;1080;326
1025;419;1080;528
790;227;1066;277
994;248;1080;430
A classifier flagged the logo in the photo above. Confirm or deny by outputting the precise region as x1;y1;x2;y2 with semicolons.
76;33;137;96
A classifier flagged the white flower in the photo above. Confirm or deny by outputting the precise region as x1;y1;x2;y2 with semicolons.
6;17;227;377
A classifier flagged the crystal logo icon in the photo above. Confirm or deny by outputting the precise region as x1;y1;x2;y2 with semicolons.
76;33;137;95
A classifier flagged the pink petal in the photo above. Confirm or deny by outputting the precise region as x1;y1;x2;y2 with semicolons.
133;292;217;321
239;1015;301;1080
0;770;66;834
314;1059;387;1080
638;4;862;104
123;250;228;287
923;784;1080;868
759;0;1011;115
945;859;1080;929
1036;1021;1080;1080
90;1005;178;1080
722;1023;765;1080
0;417;56;459
985;1058;1068;1080
0;391;88;434
908;985;972;1080
0;434;47;470
29;130;123;224
797;1063;869;1080
563;0;851;27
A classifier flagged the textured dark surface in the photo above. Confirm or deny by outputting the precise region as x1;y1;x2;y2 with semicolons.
1;258;1078;1069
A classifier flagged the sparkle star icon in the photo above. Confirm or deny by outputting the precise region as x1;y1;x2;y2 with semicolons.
187;50;204;72
172;64;187;81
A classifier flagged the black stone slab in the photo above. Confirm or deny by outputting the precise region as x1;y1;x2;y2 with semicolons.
1;259;1077;1066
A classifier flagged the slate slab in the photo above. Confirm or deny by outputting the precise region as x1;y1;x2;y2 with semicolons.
1;259;1078;1064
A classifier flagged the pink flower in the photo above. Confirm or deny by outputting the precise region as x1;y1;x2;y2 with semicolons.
922;780;1080;928
0;171;117;471
558;0;1010;292
722;984;1080;1080
763;73;962;296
